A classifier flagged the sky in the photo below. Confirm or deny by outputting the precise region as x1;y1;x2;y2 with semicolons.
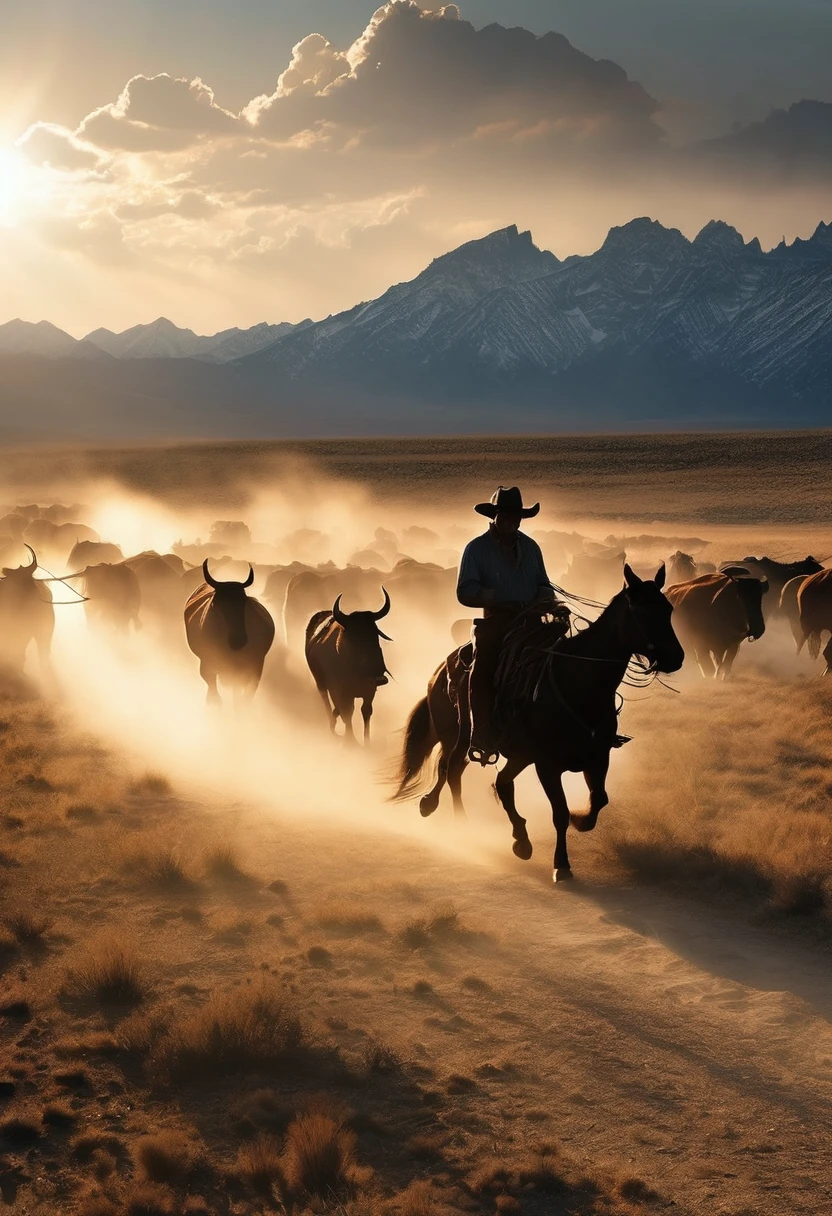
1;0;830;335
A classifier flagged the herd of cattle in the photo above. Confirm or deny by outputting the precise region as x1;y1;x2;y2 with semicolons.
0;502;831;740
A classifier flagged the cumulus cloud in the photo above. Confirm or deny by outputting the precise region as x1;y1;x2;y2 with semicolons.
5;1;831;334
78;73;241;151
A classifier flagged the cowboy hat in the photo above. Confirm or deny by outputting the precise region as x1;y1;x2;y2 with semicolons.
474;486;540;519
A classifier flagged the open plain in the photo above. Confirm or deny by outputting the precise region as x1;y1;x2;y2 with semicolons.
0;432;830;1216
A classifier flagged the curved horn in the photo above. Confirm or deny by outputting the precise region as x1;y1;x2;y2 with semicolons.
24;544;37;571
202;559;219;589
332;594;349;628
372;587;391;621
243;564;254;589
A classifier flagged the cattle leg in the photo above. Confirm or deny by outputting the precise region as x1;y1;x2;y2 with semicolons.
572;751;610;832
337;696;357;744
494;755;532;858
693;644;717;678
534;759;573;883
361;696;374;744
822;636;832;675
807;631;821;661
200;663;220;706
717;642;740;680
311;676;337;733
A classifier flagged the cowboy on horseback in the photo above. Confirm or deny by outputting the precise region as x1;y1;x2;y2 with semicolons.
457;486;561;765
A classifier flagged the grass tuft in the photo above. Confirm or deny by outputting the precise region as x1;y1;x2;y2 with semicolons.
236;1134;285;1194
65;939;146;1007
282;1109;358;1198
151;980;304;1081
203;842;249;882
4;909;52;942
399;901;468;950
123;1181;177;1215
135;1132;202;1185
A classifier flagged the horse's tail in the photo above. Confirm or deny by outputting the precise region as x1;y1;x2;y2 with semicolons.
390;696;435;802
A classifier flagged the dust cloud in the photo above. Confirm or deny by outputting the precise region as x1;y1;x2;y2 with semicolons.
2;443;831;897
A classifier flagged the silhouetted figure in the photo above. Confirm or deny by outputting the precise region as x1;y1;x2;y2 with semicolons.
457;487;555;764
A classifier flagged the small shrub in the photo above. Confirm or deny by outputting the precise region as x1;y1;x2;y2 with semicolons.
135;1132;201;1185
131;772;172;796
203;843;249;881
116;1007;171;1057
42;1102;76;1128
125;844;193;890
65;940;145;1007
1;1114;41;1144
72;1132;127;1163
399;902;465;950
4;910;51;942
236;1135;285;1194
361;1038;401;1075
282;1110;357;1198
397;1180;440;1216
307;945;333;967
151;980;304;1081
123;1182;176;1215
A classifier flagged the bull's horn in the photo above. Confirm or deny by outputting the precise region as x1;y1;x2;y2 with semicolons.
372;587;391;621
202;559;219;589
332;594;349;628
243;565;254;589
24;544;37;571
654;563;666;590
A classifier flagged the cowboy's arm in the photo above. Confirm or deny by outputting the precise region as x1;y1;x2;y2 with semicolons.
457;541;496;608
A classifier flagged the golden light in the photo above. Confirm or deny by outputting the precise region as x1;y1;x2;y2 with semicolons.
0;147;28;227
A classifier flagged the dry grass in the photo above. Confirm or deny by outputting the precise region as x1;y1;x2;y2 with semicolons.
235;1134;285;1194
282;1109;359;1198
64;938;146;1007
202;842;250;882
3;908;52;942
122;840;194;889
150;980;304;1081
317;901;383;935
606;677;832;915
361;1038;401;1075
135;1132;203;1185
398;901;469;949
122;1182;177;1215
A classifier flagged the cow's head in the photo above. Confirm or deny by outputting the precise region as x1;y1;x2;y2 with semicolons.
332;588;391;686
1;544;37;581
203;559;254;651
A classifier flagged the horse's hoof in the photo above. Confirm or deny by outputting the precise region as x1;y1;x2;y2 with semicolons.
553;867;574;883
419;796;438;818
512;838;533;861
570;812;597;833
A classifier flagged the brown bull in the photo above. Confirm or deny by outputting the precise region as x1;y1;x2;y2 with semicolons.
184;560;275;704
795;568;832;671
68;563;141;633
305;590;391;744
666;572;768;679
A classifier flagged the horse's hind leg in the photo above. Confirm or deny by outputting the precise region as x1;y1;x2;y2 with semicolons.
419;744;449;817
447;736;469;820
572;751;610;833
534;759;573;883
495;755;532;859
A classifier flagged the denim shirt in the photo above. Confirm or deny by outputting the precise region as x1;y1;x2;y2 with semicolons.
457;529;553;608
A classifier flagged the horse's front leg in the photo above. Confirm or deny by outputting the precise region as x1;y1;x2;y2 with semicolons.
495;754;532;859
572;749;610;833
534;759;573;883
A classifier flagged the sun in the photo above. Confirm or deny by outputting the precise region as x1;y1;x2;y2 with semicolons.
0;147;29;228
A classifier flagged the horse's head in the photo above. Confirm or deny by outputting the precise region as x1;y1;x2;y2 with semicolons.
622;563;684;674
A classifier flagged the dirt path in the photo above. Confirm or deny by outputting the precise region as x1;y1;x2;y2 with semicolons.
219;784;832;1216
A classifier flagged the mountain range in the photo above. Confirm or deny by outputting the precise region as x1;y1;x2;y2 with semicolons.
1;217;830;439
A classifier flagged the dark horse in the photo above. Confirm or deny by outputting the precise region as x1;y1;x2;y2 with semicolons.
393;565;684;882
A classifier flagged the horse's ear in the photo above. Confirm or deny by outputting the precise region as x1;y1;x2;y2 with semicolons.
623;563;642;588
654;563;666;590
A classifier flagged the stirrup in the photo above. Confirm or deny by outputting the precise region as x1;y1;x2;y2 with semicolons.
467;743;501;766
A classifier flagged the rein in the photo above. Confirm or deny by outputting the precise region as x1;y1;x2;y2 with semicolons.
33;565;89;604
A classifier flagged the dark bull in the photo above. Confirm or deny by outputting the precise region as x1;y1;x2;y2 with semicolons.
184;559;275;704
305;588;392;744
